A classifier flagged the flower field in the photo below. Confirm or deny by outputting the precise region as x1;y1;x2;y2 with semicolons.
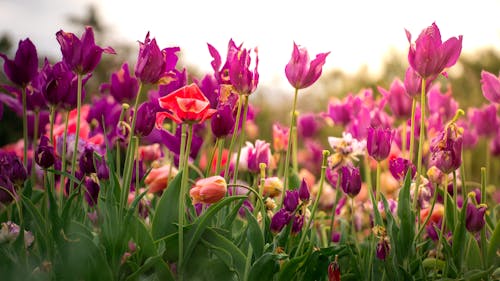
0;22;499;281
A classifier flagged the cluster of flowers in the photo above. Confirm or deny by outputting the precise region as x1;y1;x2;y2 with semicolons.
0;21;498;280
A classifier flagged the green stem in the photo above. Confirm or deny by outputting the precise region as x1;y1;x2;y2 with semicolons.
215;138;225;176
178;123;193;280
329;175;342;244
243;246;253;281
232;95;249;185
480;167;487;268
452;171;458;223
224;95;243;181
59;111;70;196
21;87;28;168
437;177;449;265
402;121;407;156
206;138;219;177
485;139;490;187
376;161;381;202
292;125;298;174
179;124;187;170
414;77;426;209
115;104;129;177
69;74;83;191
408;98;417;163
351;196;356;241
415;181;438;242
31;110;39;184
281;88;299;208
295;150;329;257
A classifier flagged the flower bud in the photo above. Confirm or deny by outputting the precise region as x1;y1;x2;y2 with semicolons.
367;127;393;162
145;164;178;193
328;256;340;281
283;190;299;212
376;237;391;260
466;203;487;233
298;178;310;202
35;135;55;169
270;209;291;234
189;176;227;204
340;165;362;197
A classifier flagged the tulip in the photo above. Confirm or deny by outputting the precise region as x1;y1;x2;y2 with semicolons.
389;156;416;181
285;42;330;89
262;177;284;198
427;83;459;121
340;165;362;197
0;175;15;204
297;113;320;138
101;62;139;104
470;104;499;138
480;70;500;104
291;214;304;234
84;177;100;207
272;123;289;152
0;38;38;87
135;32;180;84
283;190;299;212
211;103;235;138
465;203;487;233
429;124;463;174
56;26;115;75
134;101;156;137
404;66;429;99
406;22;462;79
298;178;310;202
79;146;96;174
367;127;393;162
156;83;216;126
145;164;178;193
328;257;341;281
229;47;259;95
376;237;391;260
44;61;90;110
270;209;291;233
35;135;55;169
189;176;227;204
378;78;412;120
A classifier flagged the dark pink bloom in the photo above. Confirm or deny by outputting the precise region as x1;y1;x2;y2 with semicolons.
35;135;55;169
284;190;299;212
207;39;241;85
340;165;362;197
367;127;393;162
285;42;330;89
84;177;100;207
389;156;416;181
378;78;412;120
135;32;180;84
406;22;463;79
44;61;90;110
291;214;304;234
429;124;463;174
297;113;320;138
427;83;459;121
0;38;38;87
470;104;499;138
376;238;390;260
480;70;500;104
134;101;156;137
211;103;235;138
229;46;259;95
298;178;310;202
270;209;291;233
56;26;115;75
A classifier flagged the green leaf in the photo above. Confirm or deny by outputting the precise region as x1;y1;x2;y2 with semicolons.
183;196;247;268
288;170;301;190
248;252;279;281
152;170;183;240
396;170;415;263
487;219;500;267
278;254;306;281
452;196;467;273
245;208;264;259
202;227;247;279
130;215;156;257
444;191;456;231
466;236;482;270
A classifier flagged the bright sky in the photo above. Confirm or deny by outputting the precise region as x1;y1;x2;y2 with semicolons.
1;0;500;90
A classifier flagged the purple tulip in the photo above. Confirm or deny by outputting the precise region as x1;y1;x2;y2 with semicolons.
389;157;416;181
134;101;156;137
426;220;442;241
56;26;115;75
297;113;319;138
84;177;100;207
207;39;242;85
229;46;259;95
44;61;90;110
101;62;139;104
480;70;500;104
465;203;487;233
285;42;330;89
378;78;412;120
0;175;15;204
96;158;109;181
243;140;271;173
135;32;180;84
291;214;304;234
427;83;459;121
490;130;500;156
331;231;341;243
298;178;310;202
470;104;499;138
340;165;362;197
0;38;38;87
211;103;235;138
323;97;352;127
429;124;463;174
0;151;27;186
376;238;390;260
79;146;96;174
284;190;300;212
367;127;393;162
35;135;55;169
195;74;220;108
270;209;292;233
406;22;463;79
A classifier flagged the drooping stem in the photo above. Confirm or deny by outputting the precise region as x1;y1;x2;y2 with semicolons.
232;95;249;185
69;74;83;191
281;88;299;208
178;123;193;280
21;87;28;168
295;150;329;257
414;77;427;209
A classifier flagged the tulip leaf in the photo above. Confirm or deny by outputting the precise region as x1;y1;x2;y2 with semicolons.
130;215;156;258
487;220;500;267
452;196;467;272
245;207;264;259
248;252;280;281
183;195;247;271
278;254;308;281
396;169;415;263
151;170;183;240
444;191;456;231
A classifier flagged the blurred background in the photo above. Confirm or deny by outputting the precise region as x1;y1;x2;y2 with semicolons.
1;0;500;151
